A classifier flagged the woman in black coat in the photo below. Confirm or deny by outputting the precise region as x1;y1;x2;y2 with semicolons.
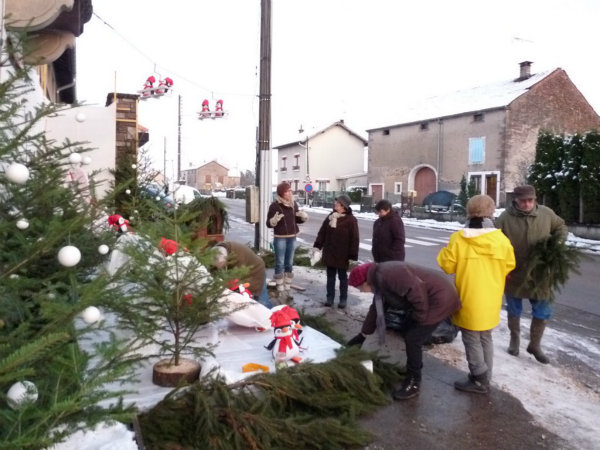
372;199;406;262
313;194;359;308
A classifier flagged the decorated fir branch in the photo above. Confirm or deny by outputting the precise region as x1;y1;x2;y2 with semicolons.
138;347;403;450
521;233;584;302
1;38;147;450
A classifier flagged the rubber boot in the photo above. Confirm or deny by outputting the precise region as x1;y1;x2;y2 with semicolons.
392;374;420;400
283;272;294;303
454;372;489;394
507;315;520;356
527;318;550;364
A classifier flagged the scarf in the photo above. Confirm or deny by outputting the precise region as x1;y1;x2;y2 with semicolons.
328;211;345;228
374;290;386;345
276;194;294;208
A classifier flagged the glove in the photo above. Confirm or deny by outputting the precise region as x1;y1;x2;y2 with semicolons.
296;210;308;221
269;212;284;227
346;333;366;348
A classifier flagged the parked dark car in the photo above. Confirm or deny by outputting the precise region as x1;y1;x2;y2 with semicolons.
422;190;464;213
140;183;175;213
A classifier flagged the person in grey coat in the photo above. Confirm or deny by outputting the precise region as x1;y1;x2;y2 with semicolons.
496;185;568;364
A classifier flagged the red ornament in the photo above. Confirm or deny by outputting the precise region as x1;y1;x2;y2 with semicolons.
160;238;178;256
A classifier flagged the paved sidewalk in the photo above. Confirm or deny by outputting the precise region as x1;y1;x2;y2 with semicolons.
225;226;569;450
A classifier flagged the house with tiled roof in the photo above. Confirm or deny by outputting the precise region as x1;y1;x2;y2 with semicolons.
180;160;241;192
367;62;600;206
274;120;368;196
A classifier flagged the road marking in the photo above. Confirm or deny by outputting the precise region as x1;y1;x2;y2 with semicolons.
416;236;450;243
360;243;414;251
405;238;438;246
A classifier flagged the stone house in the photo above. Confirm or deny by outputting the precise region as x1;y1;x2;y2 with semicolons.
367;62;600;206
273;120;368;195
181;160;240;192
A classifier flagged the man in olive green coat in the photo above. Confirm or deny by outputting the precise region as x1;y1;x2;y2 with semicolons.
496;185;568;364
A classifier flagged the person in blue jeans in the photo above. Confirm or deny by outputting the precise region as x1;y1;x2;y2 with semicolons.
266;182;308;301
496;185;568;364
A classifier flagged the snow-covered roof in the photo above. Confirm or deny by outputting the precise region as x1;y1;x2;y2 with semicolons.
368;68;558;131
275;120;368;149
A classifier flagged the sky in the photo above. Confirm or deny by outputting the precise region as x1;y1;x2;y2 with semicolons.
52;210;599;450
76;0;600;178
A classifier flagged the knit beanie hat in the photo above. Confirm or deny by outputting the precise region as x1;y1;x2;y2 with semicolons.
466;194;495;219
513;185;536;200
277;182;291;197
335;194;352;210
348;263;373;287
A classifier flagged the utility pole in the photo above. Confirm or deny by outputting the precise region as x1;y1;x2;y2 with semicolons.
255;0;272;251
177;95;182;183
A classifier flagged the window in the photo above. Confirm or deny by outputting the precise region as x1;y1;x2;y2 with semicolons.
293;180;299;191
318;180;328;191
217;176;224;183
280;156;287;172
468;137;485;164
469;175;482;194
394;182;402;194
383;129;390;136
420;122;429;131
473;113;484;122
205;174;212;183
293;154;300;170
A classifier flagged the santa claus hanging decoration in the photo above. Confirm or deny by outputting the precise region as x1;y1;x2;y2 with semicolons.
198;99;228;120
138;75;174;99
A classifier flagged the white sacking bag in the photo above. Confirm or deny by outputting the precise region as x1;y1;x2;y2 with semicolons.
219;289;272;330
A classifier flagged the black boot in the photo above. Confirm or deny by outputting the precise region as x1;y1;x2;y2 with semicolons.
454;372;489;394
346;333;365;348
338;298;347;309
324;297;334;307
392;375;420;400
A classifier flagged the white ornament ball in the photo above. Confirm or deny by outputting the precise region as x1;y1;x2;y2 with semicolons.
5;163;30;184
69;153;82;164
7;381;38;409
75;112;86;123
16;219;29;230
125;189;131;195
131;164;137;169
57;245;81;267
98;244;110;255
82;155;92;165
155;196;161;201
81;306;101;324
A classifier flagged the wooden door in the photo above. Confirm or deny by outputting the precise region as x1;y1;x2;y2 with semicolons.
414;167;436;205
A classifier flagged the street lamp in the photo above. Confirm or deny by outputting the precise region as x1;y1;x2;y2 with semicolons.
299;124;311;205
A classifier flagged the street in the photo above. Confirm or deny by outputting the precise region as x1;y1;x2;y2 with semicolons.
221;198;600;322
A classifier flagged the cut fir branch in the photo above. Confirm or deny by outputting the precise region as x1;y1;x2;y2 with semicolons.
138;348;395;450
521;233;586;302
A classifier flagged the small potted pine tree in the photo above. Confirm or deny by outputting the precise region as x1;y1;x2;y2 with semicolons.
107;214;241;387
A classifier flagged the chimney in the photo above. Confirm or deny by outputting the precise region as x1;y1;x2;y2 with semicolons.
518;61;533;81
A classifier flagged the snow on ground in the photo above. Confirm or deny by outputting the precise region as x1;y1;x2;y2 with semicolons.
52;206;600;449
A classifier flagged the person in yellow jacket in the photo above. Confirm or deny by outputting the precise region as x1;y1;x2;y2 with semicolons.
437;195;515;394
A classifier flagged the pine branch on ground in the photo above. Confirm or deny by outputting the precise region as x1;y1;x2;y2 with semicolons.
138;348;403;450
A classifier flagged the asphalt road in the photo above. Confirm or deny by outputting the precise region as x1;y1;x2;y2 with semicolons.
221;198;600;322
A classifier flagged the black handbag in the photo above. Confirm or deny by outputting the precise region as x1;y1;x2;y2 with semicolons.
384;308;412;332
